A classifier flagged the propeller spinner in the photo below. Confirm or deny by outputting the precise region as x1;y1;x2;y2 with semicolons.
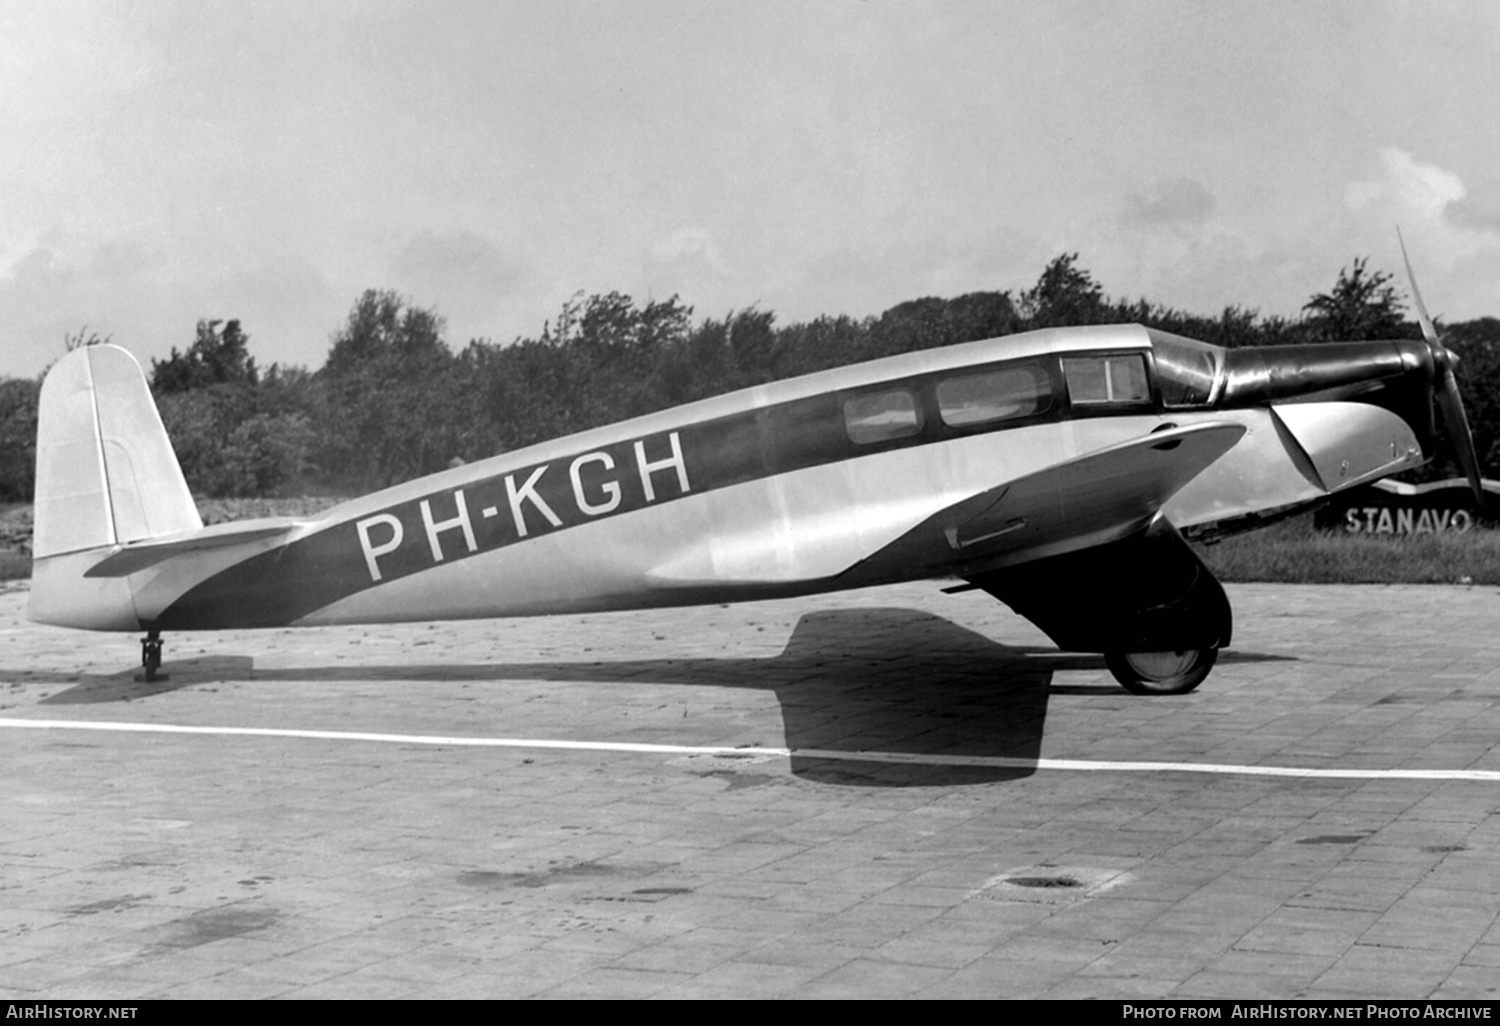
1398;230;1485;504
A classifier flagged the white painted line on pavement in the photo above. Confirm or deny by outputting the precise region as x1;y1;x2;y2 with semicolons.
5;716;1498;781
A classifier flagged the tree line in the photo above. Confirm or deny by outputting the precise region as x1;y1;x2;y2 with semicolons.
2;253;1498;503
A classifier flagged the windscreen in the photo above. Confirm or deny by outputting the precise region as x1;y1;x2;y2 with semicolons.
1149;330;1224;407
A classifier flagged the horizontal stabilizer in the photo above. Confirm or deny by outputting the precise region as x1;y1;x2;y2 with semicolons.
83;518;304;578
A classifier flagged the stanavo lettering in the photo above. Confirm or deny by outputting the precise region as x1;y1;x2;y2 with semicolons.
1343;506;1474;535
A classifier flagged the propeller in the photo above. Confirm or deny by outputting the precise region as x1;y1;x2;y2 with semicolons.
1397;229;1485;504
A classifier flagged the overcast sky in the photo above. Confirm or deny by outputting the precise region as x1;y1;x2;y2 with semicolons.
4;0;1499;378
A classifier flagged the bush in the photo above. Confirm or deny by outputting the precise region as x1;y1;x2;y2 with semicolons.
0;378;40;502
158;389;312;497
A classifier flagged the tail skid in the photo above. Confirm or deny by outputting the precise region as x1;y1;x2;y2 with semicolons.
30;345;201;629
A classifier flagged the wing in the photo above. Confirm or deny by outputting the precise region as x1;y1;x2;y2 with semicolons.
838;420;1246;585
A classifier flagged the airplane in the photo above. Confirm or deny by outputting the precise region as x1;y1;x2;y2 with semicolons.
27;258;1482;696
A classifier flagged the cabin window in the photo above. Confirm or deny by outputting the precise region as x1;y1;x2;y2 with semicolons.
844;388;920;444
937;365;1052;427
1062;354;1150;405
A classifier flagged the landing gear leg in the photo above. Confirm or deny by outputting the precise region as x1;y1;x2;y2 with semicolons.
137;630;168;683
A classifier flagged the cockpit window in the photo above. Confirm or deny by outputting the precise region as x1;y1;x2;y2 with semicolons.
845;388;920;444
1150;331;1223;407
1062;354;1151;405
937;365;1052;427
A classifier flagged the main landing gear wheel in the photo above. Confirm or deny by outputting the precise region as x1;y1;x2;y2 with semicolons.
1105;647;1217;695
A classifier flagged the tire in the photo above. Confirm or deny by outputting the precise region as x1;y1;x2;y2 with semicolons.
1105;647;1217;695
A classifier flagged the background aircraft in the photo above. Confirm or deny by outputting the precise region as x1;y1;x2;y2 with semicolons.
28;265;1479;695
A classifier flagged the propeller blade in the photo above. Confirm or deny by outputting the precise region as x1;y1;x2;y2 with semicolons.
1397;229;1484;504
1439;373;1485;503
1398;227;1439;344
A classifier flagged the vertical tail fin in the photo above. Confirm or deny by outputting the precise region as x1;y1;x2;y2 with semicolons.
30;345;200;631
33;344;200;558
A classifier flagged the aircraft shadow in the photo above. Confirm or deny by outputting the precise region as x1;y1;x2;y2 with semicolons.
26;608;1291;787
